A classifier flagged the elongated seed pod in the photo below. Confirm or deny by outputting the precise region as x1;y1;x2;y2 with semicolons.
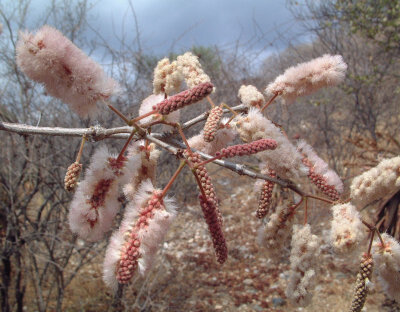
256;168;276;219
154;82;213;115
349;253;373;312
185;151;227;263
215;138;277;159
203;106;223;142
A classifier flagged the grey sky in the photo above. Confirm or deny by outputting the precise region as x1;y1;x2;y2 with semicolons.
2;0;308;64
87;0;306;57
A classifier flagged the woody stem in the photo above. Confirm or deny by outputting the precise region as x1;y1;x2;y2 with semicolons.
221;103;238;116
206;95;215;108
198;155;222;167
304;197;308;225
375;229;385;245
367;230;375;256
116;129;137;162
75;135;86;163
130;110;158;123
161;161;186;198
107;104;131;125
260;92;279;112
305;194;335;205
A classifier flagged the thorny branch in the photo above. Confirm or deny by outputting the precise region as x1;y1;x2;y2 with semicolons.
0;109;304;195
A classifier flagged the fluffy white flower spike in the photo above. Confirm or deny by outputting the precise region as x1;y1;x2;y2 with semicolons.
329;203;366;254
265;54;347;103
372;234;400;303
103;180;178;290
257;202;297;261
235;108;306;179
286;224;320;307
238;85;265;108
16;25;118;118
351;156;400;207
68;146;141;242
297;140;343;200
176;52;211;89
153;58;182;95
123;140;161;201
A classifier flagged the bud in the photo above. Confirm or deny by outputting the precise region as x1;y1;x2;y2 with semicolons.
64;162;82;192
297;140;343;200
350;253;373;312
203;106;223;142
256;168;276;219
103;180;177;289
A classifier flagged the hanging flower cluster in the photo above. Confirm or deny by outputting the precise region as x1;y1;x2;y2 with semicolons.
16;26;400;309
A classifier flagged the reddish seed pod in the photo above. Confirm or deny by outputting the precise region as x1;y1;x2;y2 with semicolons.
154;82;214;115
199;195;228;264
215;138;277;159
302;158;340;201
256;169;276;219
203;106;223;142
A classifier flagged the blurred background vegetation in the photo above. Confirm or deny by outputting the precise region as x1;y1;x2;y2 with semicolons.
0;0;399;311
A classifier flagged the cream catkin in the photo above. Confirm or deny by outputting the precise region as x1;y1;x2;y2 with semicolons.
265;54;347;103
238;85;265;108
286;224;320;307
372;234;400;303
16;25;118;118
350;156;400;207
257;202;297;261
153;58;182;95
329;203;366;254
234;108;306;179
176;52;211;89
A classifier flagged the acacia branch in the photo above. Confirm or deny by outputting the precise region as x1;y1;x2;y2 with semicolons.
0;118;298;191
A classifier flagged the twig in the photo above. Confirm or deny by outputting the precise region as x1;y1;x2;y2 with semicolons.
116;129;137;162
261;92;279;112
0;120;301;193
75;135;86;163
206;95;215;108
107;104;131;125
161;161;186;198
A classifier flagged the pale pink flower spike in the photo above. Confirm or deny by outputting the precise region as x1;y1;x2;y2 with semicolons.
16;25;118;118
